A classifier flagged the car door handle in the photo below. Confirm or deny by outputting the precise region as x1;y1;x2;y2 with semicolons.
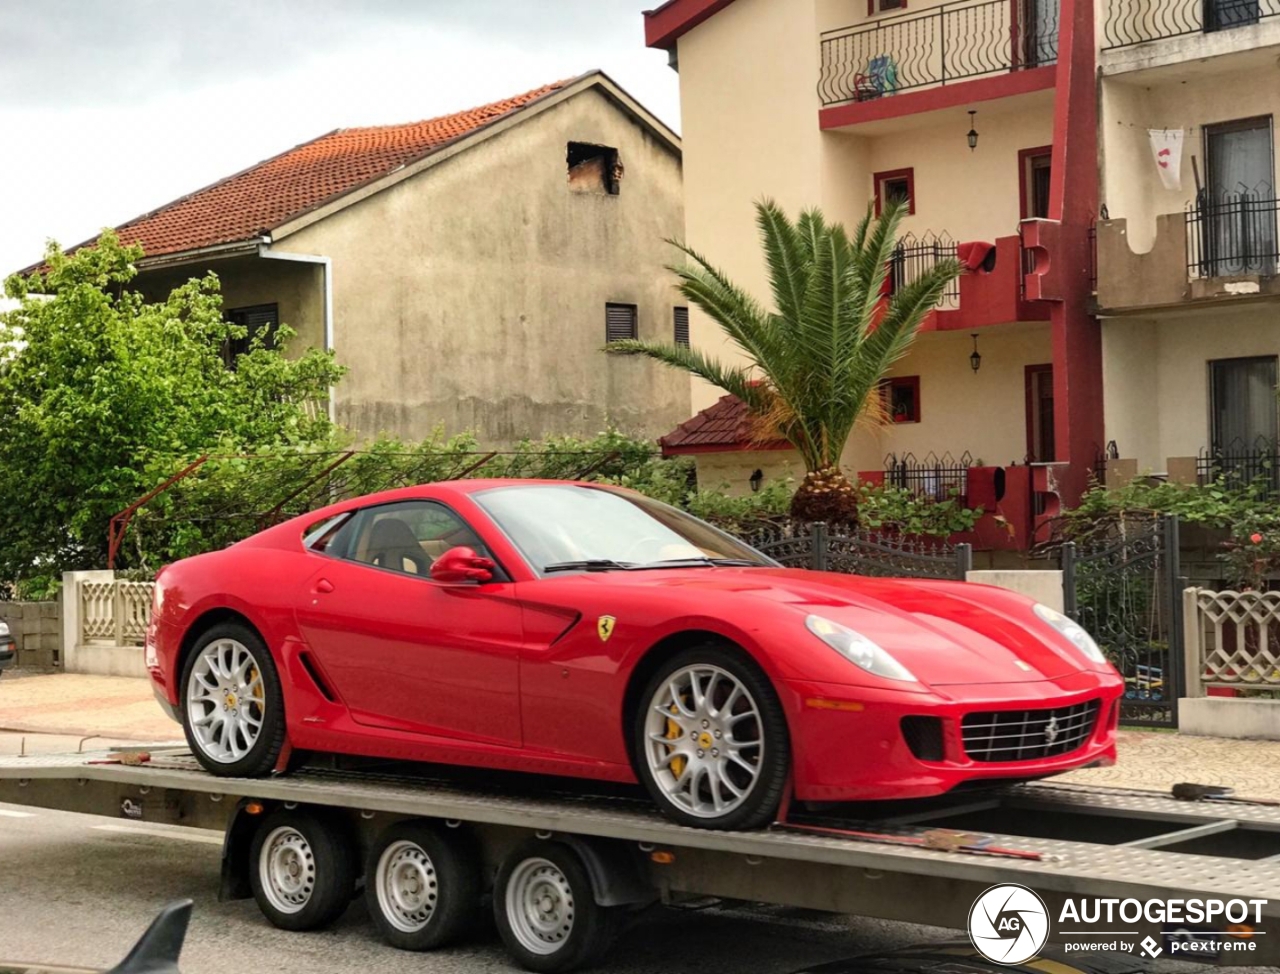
314;578;335;594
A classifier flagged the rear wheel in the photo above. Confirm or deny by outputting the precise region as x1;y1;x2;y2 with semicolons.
249;807;357;932
365;820;482;951
180;621;285;778
494;840;623;973
634;645;789;830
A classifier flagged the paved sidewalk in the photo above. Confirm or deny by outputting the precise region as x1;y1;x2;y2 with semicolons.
3;672;1280;800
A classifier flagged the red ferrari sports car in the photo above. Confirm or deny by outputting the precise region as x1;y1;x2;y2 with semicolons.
147;479;1123;830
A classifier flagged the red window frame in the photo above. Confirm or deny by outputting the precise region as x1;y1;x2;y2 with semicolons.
1018;146;1053;220
882;375;921;424
874;167;915;216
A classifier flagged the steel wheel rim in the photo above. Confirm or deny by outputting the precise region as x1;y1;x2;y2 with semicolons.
643;663;764;819
186;638;266;764
376;840;438;933
259;826;315;915
505;857;575;955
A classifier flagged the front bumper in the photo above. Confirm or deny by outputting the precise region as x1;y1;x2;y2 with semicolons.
784;672;1122;802
0;638;14;672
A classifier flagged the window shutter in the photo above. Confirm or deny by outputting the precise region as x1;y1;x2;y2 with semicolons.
605;303;638;342
674;307;690;347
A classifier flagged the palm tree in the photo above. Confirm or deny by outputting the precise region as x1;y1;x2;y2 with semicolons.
606;200;961;523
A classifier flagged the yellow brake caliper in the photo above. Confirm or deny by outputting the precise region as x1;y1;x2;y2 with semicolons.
667;704;686;777
247;666;263;716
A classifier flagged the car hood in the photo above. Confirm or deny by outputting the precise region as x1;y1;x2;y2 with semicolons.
610;567;1088;686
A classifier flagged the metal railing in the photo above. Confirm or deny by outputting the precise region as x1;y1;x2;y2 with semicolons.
1198;438;1280;493
746;520;973;580
884;451;974;501
1186;194;1280;280
1104;0;1280;50
890;233;961;309
819;0;1059;107
1184;587;1280;695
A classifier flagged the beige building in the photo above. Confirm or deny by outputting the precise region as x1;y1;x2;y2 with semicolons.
57;72;691;446
1096;12;1280;483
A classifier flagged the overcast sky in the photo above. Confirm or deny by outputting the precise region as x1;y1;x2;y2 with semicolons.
0;0;680;275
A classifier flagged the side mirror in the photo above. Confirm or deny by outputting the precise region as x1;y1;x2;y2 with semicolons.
431;546;495;584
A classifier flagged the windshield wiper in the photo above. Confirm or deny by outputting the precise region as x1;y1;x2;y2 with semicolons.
543;559;636;573
636;557;762;569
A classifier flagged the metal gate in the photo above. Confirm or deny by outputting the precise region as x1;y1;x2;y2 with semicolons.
1063;515;1184;728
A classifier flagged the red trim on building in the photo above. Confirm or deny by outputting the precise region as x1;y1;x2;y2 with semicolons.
873;168;915;216
819;66;1055;131
1017;145;1053;220
644;0;738;49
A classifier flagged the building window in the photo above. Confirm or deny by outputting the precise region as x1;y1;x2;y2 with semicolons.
605;303;638;343
1019;147;1052;220
1025;364;1055;463
1210;356;1278;452
867;0;906;12
874;168;914;216
881;375;920;423
568;142;622;196
223;303;279;367
673;307;690;347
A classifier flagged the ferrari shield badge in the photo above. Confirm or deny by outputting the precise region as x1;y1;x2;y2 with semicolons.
597;615;617;642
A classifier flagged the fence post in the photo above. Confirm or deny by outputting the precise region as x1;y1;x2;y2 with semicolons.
1061;542;1078;618
811;522;828;572
955;543;973;580
1182;587;1205;699
113;581;125;647
1162;514;1185;705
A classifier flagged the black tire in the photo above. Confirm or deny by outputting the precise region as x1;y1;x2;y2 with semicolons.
249;807;357;932
632;645;790;831
179;621;286;778
364;820;482;951
493;840;624;973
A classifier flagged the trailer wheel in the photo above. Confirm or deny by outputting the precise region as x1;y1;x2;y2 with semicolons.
365;820;481;950
494;840;623;973
249;808;357;932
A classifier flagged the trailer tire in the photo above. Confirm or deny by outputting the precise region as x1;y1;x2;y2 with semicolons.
365;820;481;951
494;840;624;973
249;807;357;932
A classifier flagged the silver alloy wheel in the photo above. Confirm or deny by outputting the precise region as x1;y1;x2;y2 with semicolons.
643;663;764;819
186;638;266;764
504;857;576;956
376;840;439;933
259;826;316;915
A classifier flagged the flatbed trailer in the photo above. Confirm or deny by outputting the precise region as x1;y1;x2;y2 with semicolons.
3;748;1280;970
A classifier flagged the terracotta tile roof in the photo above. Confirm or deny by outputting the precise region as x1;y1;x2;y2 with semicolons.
97;78;576;261
660;393;790;454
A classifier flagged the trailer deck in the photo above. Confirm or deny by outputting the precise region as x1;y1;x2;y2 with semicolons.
3;749;1278;964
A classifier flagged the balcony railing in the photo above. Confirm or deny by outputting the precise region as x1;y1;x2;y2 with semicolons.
889;232;961;309
884;451;974;501
1104;0;1280;50
819;0;1059;107
1198;439;1280;493
1186;193;1280;280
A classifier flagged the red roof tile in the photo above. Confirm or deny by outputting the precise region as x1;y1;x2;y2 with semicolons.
660;393;790;454
98;78;575;261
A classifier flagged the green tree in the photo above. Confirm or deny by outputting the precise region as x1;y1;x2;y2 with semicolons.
0;231;344;586
606;200;960;522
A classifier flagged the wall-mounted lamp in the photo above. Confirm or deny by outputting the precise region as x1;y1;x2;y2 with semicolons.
969;333;982;373
966;110;979;151
749;468;764;493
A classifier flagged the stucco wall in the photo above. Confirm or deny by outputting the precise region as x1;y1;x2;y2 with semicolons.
265;87;689;446
1103;305;1280;471
694;449;803;495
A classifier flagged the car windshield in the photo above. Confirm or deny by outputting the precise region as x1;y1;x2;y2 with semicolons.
472;484;773;574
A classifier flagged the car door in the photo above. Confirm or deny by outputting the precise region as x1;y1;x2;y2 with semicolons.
295;499;524;746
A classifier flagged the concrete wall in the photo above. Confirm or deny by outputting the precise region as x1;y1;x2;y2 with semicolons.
1102;304;1280;472
0;601;60;670
966;569;1064;612
694;449;803;495
270;88;689;446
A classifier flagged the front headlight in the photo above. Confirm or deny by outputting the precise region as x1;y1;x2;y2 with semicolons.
805;615;918;682
0;621;9;638
1034;603;1108;665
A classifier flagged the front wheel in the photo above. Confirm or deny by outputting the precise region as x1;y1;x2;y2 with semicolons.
634;646;790;830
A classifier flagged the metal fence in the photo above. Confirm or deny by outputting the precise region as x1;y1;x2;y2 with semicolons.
1197;439;1280;493
1104;0;1280;50
1186;193;1280;280
746;520;973;580
883;452;973;502
890;233;961;310
1184;587;1280;695
818;0;1059;106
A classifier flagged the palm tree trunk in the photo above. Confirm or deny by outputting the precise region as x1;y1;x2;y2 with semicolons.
790;465;859;525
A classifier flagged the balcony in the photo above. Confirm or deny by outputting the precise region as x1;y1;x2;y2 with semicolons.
1104;0;1280;50
819;0;1059;108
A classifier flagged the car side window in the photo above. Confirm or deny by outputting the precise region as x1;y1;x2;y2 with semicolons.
345;501;489;578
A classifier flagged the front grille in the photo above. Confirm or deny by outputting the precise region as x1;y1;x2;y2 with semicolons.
961;700;1100;763
900;716;945;761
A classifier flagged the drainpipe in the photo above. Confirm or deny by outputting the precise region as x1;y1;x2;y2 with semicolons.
257;246;335;423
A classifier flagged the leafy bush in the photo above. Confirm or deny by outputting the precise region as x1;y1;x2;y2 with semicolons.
855;483;981;537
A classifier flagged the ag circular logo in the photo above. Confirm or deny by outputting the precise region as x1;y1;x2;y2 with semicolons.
968;883;1050;965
